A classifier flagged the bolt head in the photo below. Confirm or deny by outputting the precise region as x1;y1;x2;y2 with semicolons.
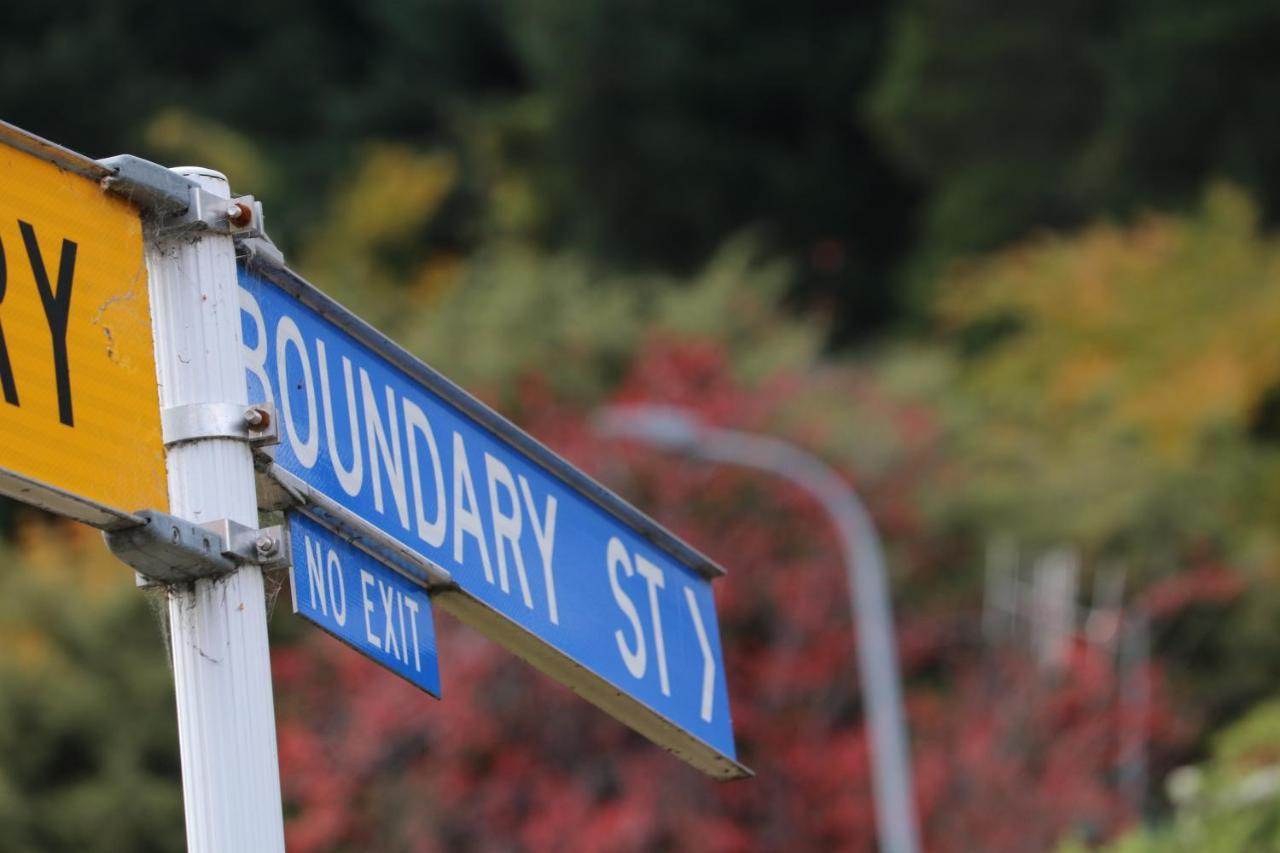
254;535;277;556
227;201;252;227
244;406;271;430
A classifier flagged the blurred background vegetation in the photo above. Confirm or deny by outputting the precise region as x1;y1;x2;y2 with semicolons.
4;1;1280;850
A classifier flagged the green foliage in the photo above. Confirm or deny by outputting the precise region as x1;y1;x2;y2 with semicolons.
266;140;826;407
0;529;181;853
0;0;521;250
508;0;915;338
909;185;1280;748
869;0;1111;274
1099;1;1280;217
870;0;1106;260
0;0;914;338
928;185;1280;571
295;142;461;331
8;0;1280;339
1083;699;1280;852
6;5;1280;849
386;238;822;406
871;0;1280;280
143;110;274;195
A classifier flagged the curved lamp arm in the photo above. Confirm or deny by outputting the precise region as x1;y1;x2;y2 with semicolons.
593;404;921;853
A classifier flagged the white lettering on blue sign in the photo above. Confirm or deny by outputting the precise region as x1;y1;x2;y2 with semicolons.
241;270;735;758
289;512;440;696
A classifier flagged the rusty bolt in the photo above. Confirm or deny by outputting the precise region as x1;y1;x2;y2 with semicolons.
244;406;271;431
227;201;253;227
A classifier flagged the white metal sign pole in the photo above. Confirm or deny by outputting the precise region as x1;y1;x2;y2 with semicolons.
145;167;285;852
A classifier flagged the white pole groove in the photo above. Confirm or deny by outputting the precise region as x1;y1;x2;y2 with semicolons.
145;167;285;852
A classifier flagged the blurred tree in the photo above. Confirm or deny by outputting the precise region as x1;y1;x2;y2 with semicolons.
871;0;1280;281
923;184;1280;756
1097;1;1280;220
8;0;1280;340
0;520;181;853
274;333;1184;851
509;0;917;341
933;185;1280;565
1081;698;1280;852
393;238;821;407
0;0;522;250
265;130;828;408
0;0;918;340
869;0;1111;265
270;165;1191;846
6;7;1280;847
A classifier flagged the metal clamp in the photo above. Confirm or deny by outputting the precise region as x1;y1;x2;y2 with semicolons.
97;154;268;239
200;517;288;568
235;233;286;269
256;463;454;589
161;402;279;449
97;154;196;217
104;510;288;583
172;185;265;238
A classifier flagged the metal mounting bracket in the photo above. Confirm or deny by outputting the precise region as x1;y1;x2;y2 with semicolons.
235;233;286;269
200;517;289;568
97;154;269;240
169;185;265;238
104;510;288;584
97;154;195;217
161;402;279;449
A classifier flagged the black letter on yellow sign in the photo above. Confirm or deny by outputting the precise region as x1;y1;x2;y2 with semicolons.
0;235;17;406
19;222;76;427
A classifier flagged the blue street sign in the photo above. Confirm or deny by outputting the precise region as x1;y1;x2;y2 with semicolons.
239;260;748;779
288;511;441;697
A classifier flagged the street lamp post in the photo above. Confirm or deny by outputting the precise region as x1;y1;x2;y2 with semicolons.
593;404;921;853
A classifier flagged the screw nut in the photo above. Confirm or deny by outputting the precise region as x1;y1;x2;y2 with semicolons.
227;201;253;227
244;406;271;431
254;535;278;557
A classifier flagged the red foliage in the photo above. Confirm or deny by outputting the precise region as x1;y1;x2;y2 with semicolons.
1139;563;1244;619
274;337;1188;851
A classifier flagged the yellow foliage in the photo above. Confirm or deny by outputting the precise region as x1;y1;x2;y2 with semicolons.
296;144;458;332
15;518;129;596
386;237;821;405
939;184;1280;461
0;518;134;674
409;253;465;307
306;144;455;251
144;109;271;192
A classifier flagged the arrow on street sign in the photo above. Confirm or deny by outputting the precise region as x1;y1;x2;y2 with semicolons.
240;260;749;780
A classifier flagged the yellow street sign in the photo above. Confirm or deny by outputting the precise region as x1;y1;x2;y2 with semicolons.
0;124;167;527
